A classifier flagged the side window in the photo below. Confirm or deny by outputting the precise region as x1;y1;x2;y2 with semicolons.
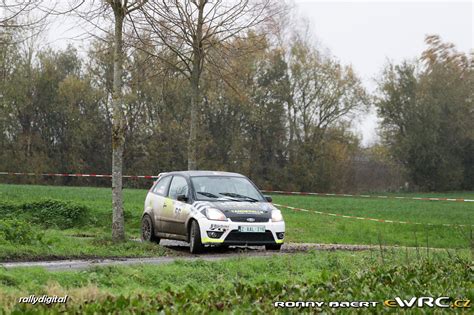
168;176;189;200
153;176;171;196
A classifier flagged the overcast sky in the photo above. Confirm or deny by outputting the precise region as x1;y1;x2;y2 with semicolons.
293;0;473;145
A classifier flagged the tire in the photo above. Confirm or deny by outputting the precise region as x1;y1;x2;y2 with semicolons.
189;220;204;254
141;214;160;244
265;244;282;251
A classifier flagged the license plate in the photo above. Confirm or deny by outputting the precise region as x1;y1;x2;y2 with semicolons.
239;225;265;233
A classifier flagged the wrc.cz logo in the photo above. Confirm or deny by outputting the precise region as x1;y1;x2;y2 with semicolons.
384;297;470;309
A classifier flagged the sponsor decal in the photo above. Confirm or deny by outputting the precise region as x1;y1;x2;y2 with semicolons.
217;201;267;209
229;209;266;214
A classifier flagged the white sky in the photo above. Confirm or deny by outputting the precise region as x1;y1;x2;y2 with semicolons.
294;0;473;145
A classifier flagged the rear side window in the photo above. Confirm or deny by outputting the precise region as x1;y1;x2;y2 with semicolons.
168;176;189;200
152;176;171;196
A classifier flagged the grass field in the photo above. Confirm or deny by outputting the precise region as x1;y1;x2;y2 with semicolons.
1;250;472;313
0;184;472;313
0;184;472;260
273;193;473;248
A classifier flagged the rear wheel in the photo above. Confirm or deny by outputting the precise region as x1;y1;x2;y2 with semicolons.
189;220;204;254
141;214;160;243
265;244;282;251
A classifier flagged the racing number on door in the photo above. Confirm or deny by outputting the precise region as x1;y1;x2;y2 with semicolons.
166;176;190;234
174;205;182;217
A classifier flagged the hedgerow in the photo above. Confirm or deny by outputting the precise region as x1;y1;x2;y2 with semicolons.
0;199;91;229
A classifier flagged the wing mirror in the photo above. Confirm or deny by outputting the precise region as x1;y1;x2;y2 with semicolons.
177;194;188;202
264;195;272;202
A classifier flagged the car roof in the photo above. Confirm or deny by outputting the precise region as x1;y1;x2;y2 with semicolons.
158;170;246;179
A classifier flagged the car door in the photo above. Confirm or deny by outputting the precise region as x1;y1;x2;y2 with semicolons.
148;175;172;232
162;175;191;235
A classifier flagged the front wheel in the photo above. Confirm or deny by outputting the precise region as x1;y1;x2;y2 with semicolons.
141;214;160;243
265;244;282;251
189;220;204;254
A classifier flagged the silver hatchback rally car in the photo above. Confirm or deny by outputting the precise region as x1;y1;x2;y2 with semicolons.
141;171;285;253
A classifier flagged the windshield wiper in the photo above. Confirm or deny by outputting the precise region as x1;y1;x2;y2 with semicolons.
197;191;219;198
219;192;258;202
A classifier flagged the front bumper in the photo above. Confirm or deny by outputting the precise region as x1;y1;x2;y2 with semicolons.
198;218;285;245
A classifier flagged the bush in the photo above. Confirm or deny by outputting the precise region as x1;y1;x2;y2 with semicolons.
0;199;91;229
22;199;91;229
0;202;20;219
0;219;45;245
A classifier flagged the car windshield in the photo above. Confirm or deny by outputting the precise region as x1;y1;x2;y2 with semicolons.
191;176;265;202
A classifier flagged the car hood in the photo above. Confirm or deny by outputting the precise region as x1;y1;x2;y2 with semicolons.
194;201;277;220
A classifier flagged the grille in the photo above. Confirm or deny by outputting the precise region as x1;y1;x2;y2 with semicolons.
224;230;275;244
229;217;269;223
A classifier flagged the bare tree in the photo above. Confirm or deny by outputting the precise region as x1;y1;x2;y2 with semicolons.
2;0;148;242
1;0;44;26
48;0;148;242
52;0;149;242
134;0;278;170
103;0;147;242
0;1;83;30
0;1;53;47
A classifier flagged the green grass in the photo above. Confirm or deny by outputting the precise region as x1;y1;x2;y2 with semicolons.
0;184;472;263
0;184;472;313
0;231;168;262
271;194;474;248
0;184;147;233
0;184;169;261
0;250;472;313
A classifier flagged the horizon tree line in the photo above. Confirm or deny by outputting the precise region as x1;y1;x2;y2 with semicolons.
1;1;472;241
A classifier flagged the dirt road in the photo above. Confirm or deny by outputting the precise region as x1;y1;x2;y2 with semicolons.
0;240;403;271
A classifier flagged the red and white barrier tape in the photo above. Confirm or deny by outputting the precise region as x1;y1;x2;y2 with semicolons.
273;203;473;228
1;172;473;202
263;190;474;203
0;172;157;179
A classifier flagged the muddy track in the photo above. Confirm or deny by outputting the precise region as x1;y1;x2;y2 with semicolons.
0;240;438;271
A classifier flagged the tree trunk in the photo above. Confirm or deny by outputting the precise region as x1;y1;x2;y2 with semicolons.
287;96;294;164
111;8;125;242
187;0;205;171
187;78;198;170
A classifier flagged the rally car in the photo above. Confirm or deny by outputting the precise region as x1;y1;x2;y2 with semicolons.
141;171;285;253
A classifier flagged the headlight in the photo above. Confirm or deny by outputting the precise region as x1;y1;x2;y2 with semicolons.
204;208;227;221
271;209;283;222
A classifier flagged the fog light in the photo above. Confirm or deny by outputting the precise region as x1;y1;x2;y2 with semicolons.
277;232;285;239
207;231;223;239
